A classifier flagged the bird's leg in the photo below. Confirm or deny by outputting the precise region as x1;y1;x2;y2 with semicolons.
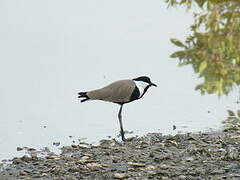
118;105;126;141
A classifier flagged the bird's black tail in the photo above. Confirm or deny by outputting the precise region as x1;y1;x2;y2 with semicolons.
78;92;90;103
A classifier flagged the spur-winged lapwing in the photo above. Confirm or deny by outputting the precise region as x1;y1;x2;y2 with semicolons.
78;76;157;141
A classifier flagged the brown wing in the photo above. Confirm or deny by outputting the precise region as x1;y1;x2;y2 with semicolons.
87;80;135;103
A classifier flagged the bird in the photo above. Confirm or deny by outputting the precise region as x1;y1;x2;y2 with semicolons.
78;76;157;141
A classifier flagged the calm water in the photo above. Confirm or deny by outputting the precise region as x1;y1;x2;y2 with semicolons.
0;0;239;161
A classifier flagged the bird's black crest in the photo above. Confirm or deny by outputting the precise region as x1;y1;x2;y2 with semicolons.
133;76;151;84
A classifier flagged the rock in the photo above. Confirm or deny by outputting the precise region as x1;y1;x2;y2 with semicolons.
225;147;239;160
173;125;177;130
86;163;103;169
159;164;172;169
20;155;32;162
161;176;171;180
78;143;90;149
210;169;225;174
46;155;61;160
144;165;156;171
12;158;23;164
40;173;48;177
17;147;23;151
230;135;240;139
112;159;118;163
100;139;117;147
114;173;127;179
71;144;79;148
127;162;145;167
53;142;60;146
179;175;187;179
185;157;194;162
19;170;28;176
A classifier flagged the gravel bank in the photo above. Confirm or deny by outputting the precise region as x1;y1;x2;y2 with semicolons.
1;113;240;179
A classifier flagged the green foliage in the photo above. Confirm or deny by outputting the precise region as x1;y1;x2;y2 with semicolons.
222;110;240;129
166;0;240;96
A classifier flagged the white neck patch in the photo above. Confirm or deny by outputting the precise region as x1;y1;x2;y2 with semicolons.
134;80;149;97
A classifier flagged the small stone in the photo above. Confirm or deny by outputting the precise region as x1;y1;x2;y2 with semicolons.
81;155;90;160
68;167;79;173
185;157;194;162
51;155;61;160
71;144;78;148
113;159;118;163
53;142;60;146
12;158;22;164
78;143;90;149
101;163;110;167
100;139;117;147
86;162;102;169
230;135;240;139
19;170;28;176
114;173;127;179
21;155;31;162
17;147;23;151
77;156;90;164
173;125;177;130
159;164;172;169
225;147;239;160
144;165;156;171
210;169;225;174
24;178;31;180
27;147;36;151
161;177;171;180
179;175;187;179
127;162;145;167
149;152;154;158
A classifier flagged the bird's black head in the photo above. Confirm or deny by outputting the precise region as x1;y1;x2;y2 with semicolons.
133;76;157;87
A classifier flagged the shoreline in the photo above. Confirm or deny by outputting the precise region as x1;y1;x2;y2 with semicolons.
1;122;240;179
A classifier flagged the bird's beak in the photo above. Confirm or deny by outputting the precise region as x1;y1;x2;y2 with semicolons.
150;83;157;87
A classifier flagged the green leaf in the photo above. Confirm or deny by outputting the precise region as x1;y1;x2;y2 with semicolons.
170;38;185;47
216;79;224;96
170;51;186;58
167;0;240;96
199;60;208;73
195;0;206;8
237;110;240;118
227;110;235;117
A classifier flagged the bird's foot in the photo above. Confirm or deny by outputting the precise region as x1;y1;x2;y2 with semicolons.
121;136;126;142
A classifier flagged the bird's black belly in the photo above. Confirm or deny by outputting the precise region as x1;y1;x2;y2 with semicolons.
130;86;140;101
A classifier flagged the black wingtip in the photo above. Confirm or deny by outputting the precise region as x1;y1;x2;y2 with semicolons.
78;92;90;102
80;98;89;103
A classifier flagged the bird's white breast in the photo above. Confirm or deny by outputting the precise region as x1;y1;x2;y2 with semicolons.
133;80;149;97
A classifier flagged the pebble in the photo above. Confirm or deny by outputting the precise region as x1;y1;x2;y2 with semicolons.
19;170;28;176
159;164;172;169
185;157;194;162
127;162;145;167
86;163;103;169
78;144;90;149
20;155;32;162
17;147;23;151
179;175;187;179
144;165;156;171
114;173;127;179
